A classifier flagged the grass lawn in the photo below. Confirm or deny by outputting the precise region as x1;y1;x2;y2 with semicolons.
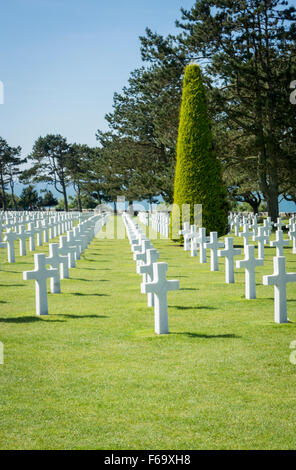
0;215;296;450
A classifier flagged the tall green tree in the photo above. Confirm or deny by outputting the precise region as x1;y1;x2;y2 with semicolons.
40;190;58;208
19;185;41;210
21;134;71;211
176;0;296;221
0;137;24;210
66;144;95;212
172;63;228;238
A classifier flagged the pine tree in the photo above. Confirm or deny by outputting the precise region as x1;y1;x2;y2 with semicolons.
171;63;228;239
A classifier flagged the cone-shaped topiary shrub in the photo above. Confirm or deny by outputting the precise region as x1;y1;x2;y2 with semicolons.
171;63;228;240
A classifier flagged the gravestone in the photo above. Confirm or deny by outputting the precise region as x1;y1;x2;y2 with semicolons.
137;248;160;307
239;224;252;250
4;229;18;263
179;222;190;251
141;262;179;334
263;256;296;324
134;239;153;267
289;224;296;254
67;230;82;260
218;237;241;284
18;225;28;256
23;253;59;315
186;225;197;257
270;230;290;257
194;228;209;264
263;217;273;237
35;221;43;247
59;236;76;268
205;232;224;271
236;244;264;299
253;226;269;260
26;223;36;251
274;217;283;231
46;243;69;289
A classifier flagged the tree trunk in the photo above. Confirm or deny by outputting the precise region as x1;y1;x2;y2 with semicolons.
0;174;7;211
266;187;279;224
128;201;133;215
76;185;82;212
10;181;18;210
62;182;68;212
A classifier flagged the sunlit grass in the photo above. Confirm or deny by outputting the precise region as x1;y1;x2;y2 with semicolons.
0;216;296;449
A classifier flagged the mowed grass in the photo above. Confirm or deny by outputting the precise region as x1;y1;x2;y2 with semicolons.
0;215;296;450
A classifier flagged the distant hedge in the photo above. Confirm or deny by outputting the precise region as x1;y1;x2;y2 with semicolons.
171;64;228;240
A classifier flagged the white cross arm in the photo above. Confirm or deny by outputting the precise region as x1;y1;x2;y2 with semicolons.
23;267;58;282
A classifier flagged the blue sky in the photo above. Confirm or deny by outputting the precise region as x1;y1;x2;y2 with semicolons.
0;0;294;211
0;0;193;159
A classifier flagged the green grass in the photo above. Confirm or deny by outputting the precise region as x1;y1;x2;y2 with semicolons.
0;216;296;449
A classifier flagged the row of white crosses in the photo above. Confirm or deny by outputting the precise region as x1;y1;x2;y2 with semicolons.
180;213;296;323
22;214;109;316
138;211;150;226
150;212;170;238
0;211;89;264
122;212;179;335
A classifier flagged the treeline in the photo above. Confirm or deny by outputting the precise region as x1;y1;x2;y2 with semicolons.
0;135;107;211
2;1;296;218
94;0;296;220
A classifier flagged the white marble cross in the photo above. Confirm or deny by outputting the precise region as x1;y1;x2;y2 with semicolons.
289;224;296;254
141;262;179;334
18;225;28;256
26;223;36;251
137;248;160;307
67;230;82;260
186;225;197;256
35;221;43;247
4;229;18;263
133;239;153;267
239;223;252;249
131;234;147;254
194;227;209;263
205;232;224;271
23;253;59;315
59;236;76;268
46;242;69;287
286;217;296;233
274;217;283;231
253;226;269;260
179;222;190;251
233;216;240;236
41;219;50;243
236;244;264;299
263;217;273;237
73;226;88;251
270;230;290;257
263;256;296;323
218;237;241;283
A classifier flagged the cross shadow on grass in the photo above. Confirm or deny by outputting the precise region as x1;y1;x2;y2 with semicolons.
0;284;25;287
70;292;109;297
0;316;65;323
180;287;199;291
170;305;217;310
172;332;240;339
52;314;108;319
0;270;21;274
